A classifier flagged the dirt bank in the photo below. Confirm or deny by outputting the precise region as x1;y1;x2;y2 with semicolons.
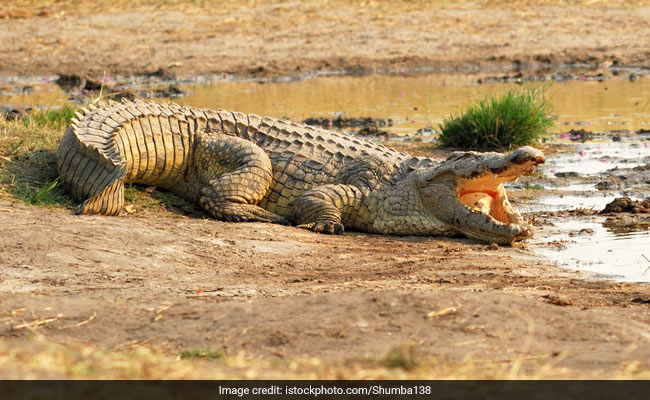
1;201;649;378
1;1;650;79
1;0;650;379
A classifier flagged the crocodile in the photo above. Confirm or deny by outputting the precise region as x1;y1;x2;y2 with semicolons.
56;99;545;244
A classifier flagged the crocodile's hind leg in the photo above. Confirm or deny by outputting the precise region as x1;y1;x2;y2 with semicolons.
195;134;288;224
292;184;364;234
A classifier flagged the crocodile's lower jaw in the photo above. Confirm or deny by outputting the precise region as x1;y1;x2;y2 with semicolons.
457;183;531;242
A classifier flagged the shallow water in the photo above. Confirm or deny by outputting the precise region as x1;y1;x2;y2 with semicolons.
524;134;649;281
532;218;650;283
544;140;649;175
2;72;650;282
3;72;650;135
516;193;643;214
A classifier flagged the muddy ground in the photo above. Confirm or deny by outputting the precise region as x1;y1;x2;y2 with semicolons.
1;0;650;379
1;196;649;378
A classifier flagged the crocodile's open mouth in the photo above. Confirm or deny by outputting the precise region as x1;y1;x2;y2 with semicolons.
453;147;545;242
421;146;545;244
456;161;537;230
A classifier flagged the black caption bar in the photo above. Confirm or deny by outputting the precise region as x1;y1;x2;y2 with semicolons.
3;380;650;400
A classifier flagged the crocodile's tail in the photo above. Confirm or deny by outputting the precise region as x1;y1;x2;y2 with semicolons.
56;99;223;215
56;101;128;215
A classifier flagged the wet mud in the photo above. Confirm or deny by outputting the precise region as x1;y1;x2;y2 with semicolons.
0;105;31;121
602;196;650;214
303;116;393;137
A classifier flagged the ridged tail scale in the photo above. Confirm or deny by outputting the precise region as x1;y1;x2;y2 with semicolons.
56;100;201;216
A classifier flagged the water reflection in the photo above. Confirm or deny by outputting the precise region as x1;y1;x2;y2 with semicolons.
532;218;650;283
519;194;640;213
3;73;650;136
602;218;650;236
543;140;649;176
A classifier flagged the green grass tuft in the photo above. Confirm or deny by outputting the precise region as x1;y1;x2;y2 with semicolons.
28;178;62;205
24;104;77;131
124;184;139;202
152;190;197;214
438;87;556;150
524;183;544;191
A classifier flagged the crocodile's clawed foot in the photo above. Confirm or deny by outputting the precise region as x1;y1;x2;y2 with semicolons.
271;215;291;226
200;198;288;225
297;221;345;235
222;212;289;225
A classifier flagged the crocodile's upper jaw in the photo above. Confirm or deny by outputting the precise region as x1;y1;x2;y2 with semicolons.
419;146;545;244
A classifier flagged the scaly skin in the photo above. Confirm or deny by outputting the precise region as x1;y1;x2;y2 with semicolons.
56;99;545;244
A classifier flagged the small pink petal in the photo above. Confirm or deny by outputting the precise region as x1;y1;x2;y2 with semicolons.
579;150;586;157
398;92;403;98
441;80;447;86
601;158;607;162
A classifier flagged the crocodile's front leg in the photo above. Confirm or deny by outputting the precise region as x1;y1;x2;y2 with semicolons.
194;134;288;224
292;184;364;234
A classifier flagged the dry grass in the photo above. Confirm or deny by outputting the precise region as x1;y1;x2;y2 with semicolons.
2;336;649;379
0;337;588;379
2;310;647;380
